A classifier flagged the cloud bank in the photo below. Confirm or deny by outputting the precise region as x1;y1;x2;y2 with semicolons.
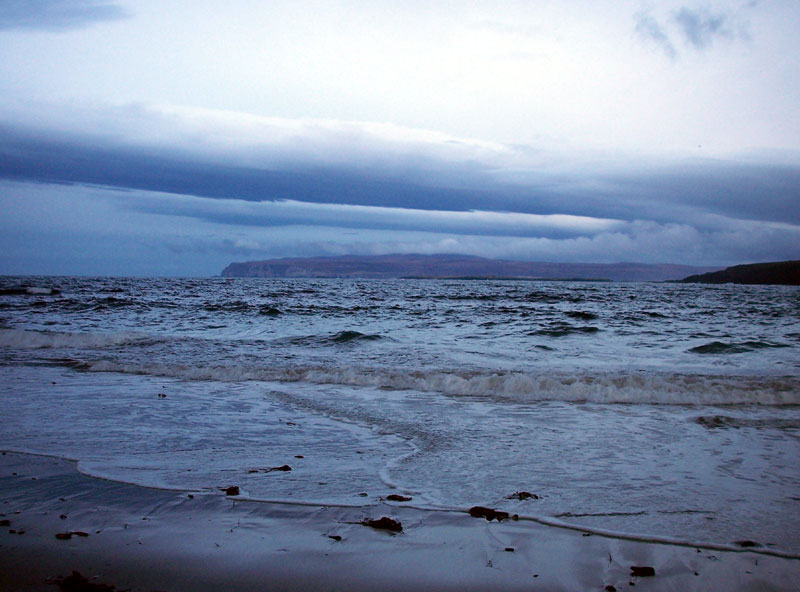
0;102;798;275
0;0;128;31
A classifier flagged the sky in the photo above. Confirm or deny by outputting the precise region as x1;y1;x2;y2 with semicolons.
0;0;798;276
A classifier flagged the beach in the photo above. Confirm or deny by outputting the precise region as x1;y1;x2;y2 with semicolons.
2;277;799;590
2;451;797;591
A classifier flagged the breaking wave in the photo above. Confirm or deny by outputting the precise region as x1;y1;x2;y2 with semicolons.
70;359;800;406
0;328;157;349
689;341;791;354
282;330;387;346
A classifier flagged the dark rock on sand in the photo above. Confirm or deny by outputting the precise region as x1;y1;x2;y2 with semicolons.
605;586;617;592
468;506;509;522
56;531;90;539
734;540;761;548
630;566;656;577
386;494;412;502
362;517;403;532
328;535;342;541
0;519;9;526
223;486;240;496
506;491;539;500
250;465;293;474
696;415;734;428
53;570;116;591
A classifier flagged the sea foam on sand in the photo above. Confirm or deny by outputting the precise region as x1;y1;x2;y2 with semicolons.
1;452;797;592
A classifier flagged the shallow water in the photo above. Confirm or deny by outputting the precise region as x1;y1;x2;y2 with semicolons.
1;277;799;552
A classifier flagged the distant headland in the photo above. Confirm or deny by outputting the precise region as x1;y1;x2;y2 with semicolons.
221;254;720;282
678;260;800;285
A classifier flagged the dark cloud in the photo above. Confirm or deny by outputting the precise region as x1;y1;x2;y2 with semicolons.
0;0;128;32
673;7;731;49
598;161;800;226
1;123;798;231
635;5;747;57
635;11;676;59
0;124;498;212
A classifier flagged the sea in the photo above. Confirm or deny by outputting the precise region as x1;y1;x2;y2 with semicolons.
1;276;799;554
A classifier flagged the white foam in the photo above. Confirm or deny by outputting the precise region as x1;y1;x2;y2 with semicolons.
79;360;800;406
0;328;154;349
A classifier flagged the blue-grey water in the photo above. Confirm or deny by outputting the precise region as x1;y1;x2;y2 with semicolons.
1;277;799;553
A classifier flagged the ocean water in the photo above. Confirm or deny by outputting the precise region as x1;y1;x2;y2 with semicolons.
1;277;799;553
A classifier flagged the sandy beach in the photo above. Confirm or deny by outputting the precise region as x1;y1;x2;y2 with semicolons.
1;451;797;592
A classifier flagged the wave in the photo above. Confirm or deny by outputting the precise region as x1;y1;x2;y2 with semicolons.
0;328;157;349
564;311;598;321
67;360;800;406
689;341;791;354
529;324;600;337
0;286;61;296
695;415;800;429
282;330;387;346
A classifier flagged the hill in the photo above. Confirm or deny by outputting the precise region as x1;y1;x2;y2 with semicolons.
221;254;720;282
679;260;800;285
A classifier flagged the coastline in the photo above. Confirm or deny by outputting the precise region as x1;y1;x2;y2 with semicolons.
2;451;797;591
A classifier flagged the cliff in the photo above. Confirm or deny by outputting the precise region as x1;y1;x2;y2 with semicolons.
221;254;720;282
679;260;800;285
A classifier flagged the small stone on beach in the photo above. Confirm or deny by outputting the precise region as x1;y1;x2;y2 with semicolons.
53;570;117;591
468;506;509;522
506;491;539;500
328;535;342;541
386;494;412;502
362;517;403;532
630;566;655;577
249;465;292;474
223;486;240;496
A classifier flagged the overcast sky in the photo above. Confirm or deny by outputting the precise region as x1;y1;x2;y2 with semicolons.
1;0;798;276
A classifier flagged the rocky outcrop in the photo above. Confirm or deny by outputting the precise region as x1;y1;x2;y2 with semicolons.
221;254;720;282
679;260;800;285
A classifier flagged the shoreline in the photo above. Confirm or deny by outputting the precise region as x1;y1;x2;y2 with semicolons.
2;451;797;591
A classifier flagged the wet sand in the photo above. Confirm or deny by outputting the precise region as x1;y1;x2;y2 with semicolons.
1;451;797;591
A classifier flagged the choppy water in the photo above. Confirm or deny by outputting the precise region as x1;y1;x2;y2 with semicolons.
1;277;799;552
